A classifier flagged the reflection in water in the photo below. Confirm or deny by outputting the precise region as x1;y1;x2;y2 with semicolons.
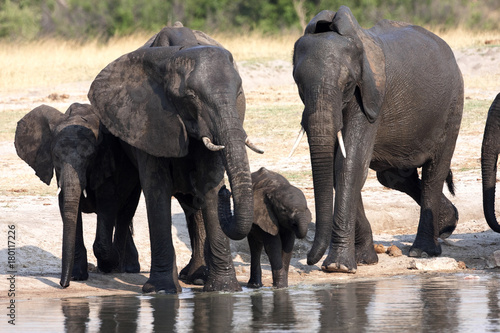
4;273;500;332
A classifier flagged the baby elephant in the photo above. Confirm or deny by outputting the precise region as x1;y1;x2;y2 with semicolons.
219;167;311;288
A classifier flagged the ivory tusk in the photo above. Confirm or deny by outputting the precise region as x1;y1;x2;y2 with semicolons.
245;138;264;154
288;127;305;158
83;189;87;198
57;187;61;196
202;137;225;151
337;130;346;158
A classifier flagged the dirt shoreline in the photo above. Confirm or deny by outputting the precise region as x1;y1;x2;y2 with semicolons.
1;46;500;300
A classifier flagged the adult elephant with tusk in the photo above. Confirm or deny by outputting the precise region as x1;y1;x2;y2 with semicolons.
481;93;500;233
88;25;261;293
293;6;463;273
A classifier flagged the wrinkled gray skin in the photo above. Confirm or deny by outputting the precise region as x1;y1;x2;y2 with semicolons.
15;103;141;288
220;167;311;288
146;23;225;286
481;93;500;233
88;26;254;293
293;6;463;273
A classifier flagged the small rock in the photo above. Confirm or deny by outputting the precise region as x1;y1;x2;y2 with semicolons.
457;261;467;269
486;250;500;268
386;245;402;257
374;244;386;254
408;257;459;271
88;263;97;272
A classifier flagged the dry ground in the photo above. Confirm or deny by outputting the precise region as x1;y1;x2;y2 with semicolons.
0;44;500;299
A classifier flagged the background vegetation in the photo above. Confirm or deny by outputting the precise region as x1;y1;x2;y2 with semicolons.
1;0;499;40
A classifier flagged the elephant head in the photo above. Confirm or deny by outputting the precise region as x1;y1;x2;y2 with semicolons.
251;167;310;239
88;42;255;240
15;103;101;287
292;6;387;264
482;93;500;233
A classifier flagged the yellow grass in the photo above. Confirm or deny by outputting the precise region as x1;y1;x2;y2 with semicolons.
433;27;500;49
0;28;498;93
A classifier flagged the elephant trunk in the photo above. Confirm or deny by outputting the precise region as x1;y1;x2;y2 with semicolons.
59;163;82;287
293;211;310;239
217;119;254;240
482;94;500;233
304;89;341;265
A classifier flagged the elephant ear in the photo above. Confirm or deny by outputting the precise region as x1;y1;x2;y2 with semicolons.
304;10;337;34
15;105;65;185
253;188;279;236
88;47;189;157
150;25;199;47
331;6;386;123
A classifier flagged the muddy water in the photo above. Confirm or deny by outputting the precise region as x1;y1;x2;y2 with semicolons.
3;273;500;332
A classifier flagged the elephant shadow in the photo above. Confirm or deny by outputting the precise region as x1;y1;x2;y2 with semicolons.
4;245;148;293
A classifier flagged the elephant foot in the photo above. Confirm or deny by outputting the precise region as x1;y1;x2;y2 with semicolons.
179;263;208;286
438;204;459;240
271;270;288;289
356;247;379;266
321;245;357;273
97;258;120;273
408;237;442;258
247;280;263;288
142;274;182;294
203;273;242;292
355;236;378;266
124;261;140;273
71;262;89;281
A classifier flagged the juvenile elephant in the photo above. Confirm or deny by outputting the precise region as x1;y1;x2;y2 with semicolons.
481;93;500;233
293;7;463;273
219;167;311;288
88;26;259;293
15;103;141;287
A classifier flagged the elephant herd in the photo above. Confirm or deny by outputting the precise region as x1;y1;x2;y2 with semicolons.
14;6;500;294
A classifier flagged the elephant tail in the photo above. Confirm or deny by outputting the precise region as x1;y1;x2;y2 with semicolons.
446;170;455;196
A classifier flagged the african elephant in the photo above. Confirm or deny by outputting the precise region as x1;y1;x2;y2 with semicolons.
481;93;500;233
292;6;463;273
219;167;311;288
88;26;258;293
15;103;141;287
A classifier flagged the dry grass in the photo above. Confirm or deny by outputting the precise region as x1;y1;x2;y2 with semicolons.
0;28;498;93
434;27;500;49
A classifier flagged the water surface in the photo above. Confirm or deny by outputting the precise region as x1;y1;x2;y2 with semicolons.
3;273;500;332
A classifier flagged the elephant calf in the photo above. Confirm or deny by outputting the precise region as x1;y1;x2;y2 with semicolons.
15;103;141;287
220;167;311;288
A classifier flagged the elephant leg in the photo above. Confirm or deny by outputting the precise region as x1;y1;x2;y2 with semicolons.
323;111;377;274
138;151;181;294
93;206;119;273
202;182;241;292
376;168;458;239
277;230;296;289
93;179;121;273
114;183;141;273
178;204;208;285
262;232;287;288
410;155;455;257
355;194;378;265
72;209;89;281
247;231;264;288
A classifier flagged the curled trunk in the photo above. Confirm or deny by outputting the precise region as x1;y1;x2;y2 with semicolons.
482;94;500;233
58;163;82;287
217;119;254;240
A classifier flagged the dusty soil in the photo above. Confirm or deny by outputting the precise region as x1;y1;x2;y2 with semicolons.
1;47;500;300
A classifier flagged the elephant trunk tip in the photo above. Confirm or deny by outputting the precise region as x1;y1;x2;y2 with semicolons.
60;278;70;288
218;185;252;240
